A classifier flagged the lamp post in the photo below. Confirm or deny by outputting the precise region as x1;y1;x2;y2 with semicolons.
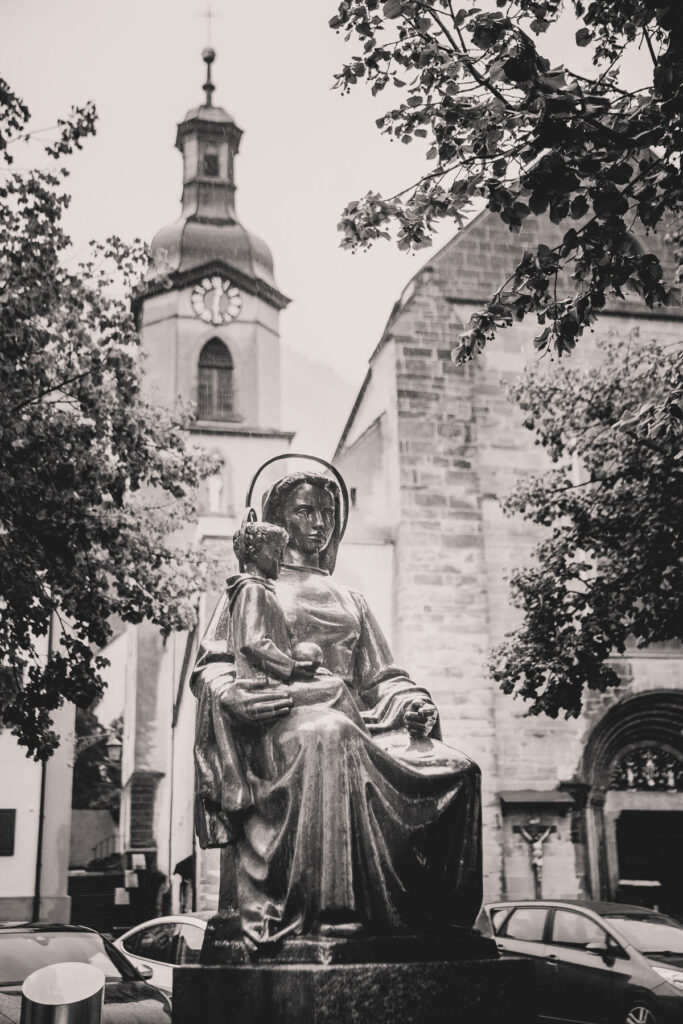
104;735;122;765
75;731;122;762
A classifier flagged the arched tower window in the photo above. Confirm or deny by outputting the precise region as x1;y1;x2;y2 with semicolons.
198;338;233;420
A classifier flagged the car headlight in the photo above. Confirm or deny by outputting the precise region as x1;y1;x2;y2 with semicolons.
650;965;683;991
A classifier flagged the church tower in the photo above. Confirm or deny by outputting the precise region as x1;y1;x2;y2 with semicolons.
139;47;293;518
118;51;293;919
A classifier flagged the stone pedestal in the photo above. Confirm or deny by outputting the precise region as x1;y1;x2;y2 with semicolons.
173;958;534;1024
173;925;535;1023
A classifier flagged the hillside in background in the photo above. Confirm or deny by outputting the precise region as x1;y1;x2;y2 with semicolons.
281;346;359;460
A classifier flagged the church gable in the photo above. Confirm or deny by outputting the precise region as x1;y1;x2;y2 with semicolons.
423;207;681;316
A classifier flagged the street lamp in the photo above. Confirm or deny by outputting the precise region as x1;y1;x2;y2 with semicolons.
105;735;122;764
75;730;122;761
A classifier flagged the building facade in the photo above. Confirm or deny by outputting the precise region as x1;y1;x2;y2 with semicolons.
334;209;683;916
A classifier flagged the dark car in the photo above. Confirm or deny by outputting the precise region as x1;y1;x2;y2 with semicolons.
0;923;171;1023
476;900;683;1024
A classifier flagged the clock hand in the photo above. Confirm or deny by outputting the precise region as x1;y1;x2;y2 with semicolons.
211;286;222;321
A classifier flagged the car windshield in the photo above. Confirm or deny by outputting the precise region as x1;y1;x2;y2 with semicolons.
0;931;138;987
604;915;683;955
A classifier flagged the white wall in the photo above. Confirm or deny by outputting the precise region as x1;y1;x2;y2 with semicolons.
0;699;75;922
0;732;42;899
335;542;395;651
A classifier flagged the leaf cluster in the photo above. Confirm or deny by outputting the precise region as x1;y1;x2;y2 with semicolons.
331;1;682;359
0;83;222;758
489;336;683;718
71;707;122;821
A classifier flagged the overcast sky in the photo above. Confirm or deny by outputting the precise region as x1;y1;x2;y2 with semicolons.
2;1;650;392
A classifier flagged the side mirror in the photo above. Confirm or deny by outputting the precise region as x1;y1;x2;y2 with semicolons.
137;965;154;981
586;940;628;961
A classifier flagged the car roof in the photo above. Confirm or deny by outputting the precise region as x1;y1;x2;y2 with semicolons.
116;912;212;933
0;923;100;935
483;900;670;917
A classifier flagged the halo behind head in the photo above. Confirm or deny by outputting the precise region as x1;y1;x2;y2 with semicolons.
245;453;349;542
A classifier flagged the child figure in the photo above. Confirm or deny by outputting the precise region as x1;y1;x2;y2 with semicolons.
229;520;317;685
228;519;366;727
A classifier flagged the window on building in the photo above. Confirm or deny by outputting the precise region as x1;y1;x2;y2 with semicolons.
203;151;220;177
0;810;16;856
610;746;683;792
197;338;233;421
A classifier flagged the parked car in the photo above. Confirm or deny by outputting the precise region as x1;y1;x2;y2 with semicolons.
476;899;683;1024
113;913;212;995
0;923;171;1023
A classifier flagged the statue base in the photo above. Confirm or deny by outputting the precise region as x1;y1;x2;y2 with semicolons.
200;912;499;966
173;918;535;1023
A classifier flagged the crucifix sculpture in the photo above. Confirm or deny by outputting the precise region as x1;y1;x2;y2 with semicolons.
514;822;556;899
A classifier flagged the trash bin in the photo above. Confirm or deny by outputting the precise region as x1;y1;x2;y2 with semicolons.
21;961;104;1024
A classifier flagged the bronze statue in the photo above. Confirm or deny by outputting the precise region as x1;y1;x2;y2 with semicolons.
191;465;482;949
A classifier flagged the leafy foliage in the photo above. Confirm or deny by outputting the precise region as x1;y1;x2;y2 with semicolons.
72;708;122;821
489;337;683;718
0;81;220;759
330;1;682;359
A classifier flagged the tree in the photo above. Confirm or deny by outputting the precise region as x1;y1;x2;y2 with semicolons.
488;337;682;719
0;80;220;759
330;1;682;360
72;708;122;821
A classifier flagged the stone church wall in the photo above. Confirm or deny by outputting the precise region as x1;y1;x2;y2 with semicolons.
338;207;683;900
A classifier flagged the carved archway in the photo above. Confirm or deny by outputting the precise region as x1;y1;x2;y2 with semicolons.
580;690;683;905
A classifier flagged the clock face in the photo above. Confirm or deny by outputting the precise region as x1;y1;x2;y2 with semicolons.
191;276;242;325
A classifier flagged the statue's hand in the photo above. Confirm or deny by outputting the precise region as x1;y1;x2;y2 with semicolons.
205;666;237;704
403;697;438;737
220;682;293;727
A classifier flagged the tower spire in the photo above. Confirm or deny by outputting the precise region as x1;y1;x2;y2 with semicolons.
202;47;215;107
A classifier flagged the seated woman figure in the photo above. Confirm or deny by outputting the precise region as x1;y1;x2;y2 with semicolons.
192;471;482;948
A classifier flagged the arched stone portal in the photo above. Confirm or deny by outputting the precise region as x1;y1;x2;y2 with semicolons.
580;691;683;915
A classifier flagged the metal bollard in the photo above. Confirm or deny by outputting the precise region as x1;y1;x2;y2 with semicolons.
20;962;104;1024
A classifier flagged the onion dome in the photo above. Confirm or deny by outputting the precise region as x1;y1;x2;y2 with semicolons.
147;49;286;307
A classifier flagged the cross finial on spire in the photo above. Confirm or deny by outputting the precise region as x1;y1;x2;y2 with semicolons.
198;0;219;48
202;47;216;106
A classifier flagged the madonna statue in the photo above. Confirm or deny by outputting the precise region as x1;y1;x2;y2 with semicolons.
191;466;482;949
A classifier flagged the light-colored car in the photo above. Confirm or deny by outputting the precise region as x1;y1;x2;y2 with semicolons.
113;913;212;995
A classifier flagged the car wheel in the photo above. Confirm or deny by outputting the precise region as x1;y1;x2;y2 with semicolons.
624;1004;658;1024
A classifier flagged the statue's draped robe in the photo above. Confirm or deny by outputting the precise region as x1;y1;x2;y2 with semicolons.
192;563;482;946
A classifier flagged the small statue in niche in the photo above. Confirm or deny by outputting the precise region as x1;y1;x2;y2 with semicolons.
206;471;224;514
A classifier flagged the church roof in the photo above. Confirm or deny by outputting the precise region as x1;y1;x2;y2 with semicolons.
386;207;683;329
150;218;276;289
143;48;289;310
179;102;236;126
336;206;682;454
